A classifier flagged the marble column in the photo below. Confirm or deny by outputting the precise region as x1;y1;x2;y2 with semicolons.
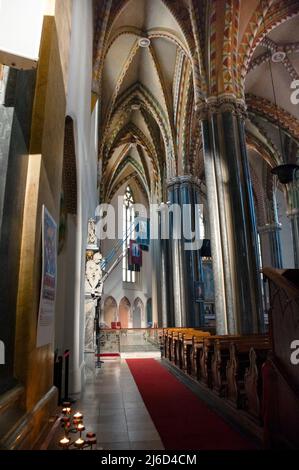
167;176;205;327
159;203;175;327
288;208;299;268
151;238;160;326
160;236;169;327
84;239;102;380
258;223;283;268
286;181;299;268
200;99;264;335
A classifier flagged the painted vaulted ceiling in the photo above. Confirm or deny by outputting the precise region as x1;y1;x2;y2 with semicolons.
92;0;299;205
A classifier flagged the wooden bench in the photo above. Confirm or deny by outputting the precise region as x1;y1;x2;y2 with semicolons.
199;335;244;388
180;331;210;374
244;347;269;423
163;328;197;362
210;335;268;397
162;328;210;373
198;334;267;389
226;339;270;409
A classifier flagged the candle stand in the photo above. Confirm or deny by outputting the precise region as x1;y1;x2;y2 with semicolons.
58;402;97;450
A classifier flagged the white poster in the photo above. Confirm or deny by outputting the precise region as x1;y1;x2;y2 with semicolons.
36;205;57;347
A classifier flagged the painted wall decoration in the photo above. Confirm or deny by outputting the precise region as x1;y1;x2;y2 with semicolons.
36;205;57;347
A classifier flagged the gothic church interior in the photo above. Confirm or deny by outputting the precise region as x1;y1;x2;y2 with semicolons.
0;0;299;451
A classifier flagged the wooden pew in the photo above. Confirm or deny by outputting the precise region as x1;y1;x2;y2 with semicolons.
211;338;231;396
226;339;270;409
162;328;182;361
174;330;204;370
199;334;268;389
162;328;195;362
199;336;217;387
162;328;210;373
199;335;243;388
181;331;211;374
191;335;204;380
210;335;268;396
244;347;269;423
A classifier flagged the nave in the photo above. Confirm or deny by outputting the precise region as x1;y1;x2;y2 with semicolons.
0;0;299;453
45;357;257;451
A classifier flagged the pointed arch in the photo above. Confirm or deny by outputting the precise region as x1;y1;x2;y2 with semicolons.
133;297;145;328
103;296;118;327
119;296;131;328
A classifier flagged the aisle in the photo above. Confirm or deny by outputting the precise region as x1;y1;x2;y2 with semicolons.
127;358;256;450
77;359;164;450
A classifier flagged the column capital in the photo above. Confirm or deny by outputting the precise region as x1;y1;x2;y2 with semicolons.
258;222;282;234
287;207;299;219
167;175;203;190
195;95;247;120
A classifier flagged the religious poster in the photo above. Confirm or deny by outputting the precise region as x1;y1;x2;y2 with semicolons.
36;205;57;347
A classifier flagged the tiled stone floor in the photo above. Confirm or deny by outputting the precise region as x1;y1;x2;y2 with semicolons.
76;359;164;450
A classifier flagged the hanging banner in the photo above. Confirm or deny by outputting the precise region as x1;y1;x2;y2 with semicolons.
128;240;142;271
36;205;57;347
128;248;140;272
136;217;150;251
130;240;142;266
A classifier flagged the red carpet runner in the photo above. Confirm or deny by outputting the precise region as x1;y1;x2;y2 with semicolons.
126;358;255;450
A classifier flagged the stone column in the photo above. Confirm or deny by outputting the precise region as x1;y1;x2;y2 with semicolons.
167;176;205;327
84;220;102;380
160;237;169;327
286;180;299;268
258;223;283;268
151;238;160;326
200;99;264;335
288;208;299;268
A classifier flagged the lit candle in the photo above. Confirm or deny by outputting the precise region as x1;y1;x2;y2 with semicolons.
86;432;96;448
59;437;70;449
77;424;85;433
87;437;97;448
74;437;85;449
61;416;70;424
73;412;83;420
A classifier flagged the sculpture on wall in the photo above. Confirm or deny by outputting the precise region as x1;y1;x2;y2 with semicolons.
87;218;97;246
84;250;103;360
85;251;103;296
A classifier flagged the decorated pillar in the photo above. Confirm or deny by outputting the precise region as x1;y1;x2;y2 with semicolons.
289;209;299;268
258;223;283;268
159;203;175;327
84;218;102;379
200;99;264;335
160;238;168;327
150;238;160;327
287;180;299;268
258;185;283;268
272;165;299;268
167;176;205;327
